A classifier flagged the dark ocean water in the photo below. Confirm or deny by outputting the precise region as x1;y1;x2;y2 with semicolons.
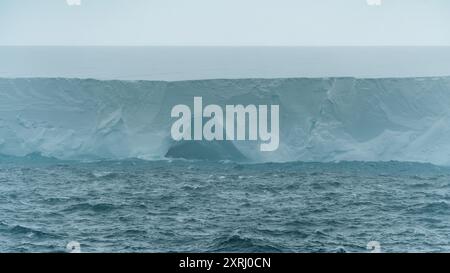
1;157;450;253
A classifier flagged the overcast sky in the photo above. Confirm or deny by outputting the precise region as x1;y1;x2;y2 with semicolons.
0;0;449;46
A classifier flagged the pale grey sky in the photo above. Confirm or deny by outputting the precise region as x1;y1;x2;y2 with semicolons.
0;0;449;46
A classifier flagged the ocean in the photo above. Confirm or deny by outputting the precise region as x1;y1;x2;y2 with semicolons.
1;157;450;253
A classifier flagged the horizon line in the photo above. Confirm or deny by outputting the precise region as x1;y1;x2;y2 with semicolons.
2;45;450;47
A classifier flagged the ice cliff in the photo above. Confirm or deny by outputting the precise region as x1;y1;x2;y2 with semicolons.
1;77;450;164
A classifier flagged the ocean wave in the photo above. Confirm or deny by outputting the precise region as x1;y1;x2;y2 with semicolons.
208;234;285;252
7;225;59;239
406;201;450;215
90;171;120;179
61;202;119;213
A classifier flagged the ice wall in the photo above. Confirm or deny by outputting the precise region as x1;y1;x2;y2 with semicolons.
1;77;450;164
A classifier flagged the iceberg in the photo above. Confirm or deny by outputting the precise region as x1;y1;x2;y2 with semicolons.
1;77;450;165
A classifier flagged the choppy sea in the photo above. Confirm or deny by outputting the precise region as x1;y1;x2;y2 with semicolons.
1;155;450;253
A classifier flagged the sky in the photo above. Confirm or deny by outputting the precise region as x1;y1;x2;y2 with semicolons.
0;0;449;46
